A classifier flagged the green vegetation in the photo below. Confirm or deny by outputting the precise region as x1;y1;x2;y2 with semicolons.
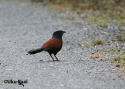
111;56;125;67
65;16;76;21
79;40;104;47
116;34;125;41
96;47;120;54
87;47;120;59
30;0;125;26
91;40;104;45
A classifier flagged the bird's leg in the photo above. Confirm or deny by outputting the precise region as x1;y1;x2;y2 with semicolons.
54;55;59;61
49;54;55;61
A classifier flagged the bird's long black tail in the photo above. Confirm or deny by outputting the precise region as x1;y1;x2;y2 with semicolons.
28;48;44;54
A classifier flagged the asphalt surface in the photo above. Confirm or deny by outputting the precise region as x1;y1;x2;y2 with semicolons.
0;0;125;89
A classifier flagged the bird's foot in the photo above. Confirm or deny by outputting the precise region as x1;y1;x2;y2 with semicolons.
52;60;60;62
56;60;60;61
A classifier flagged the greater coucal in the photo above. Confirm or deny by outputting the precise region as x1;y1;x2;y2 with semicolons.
28;30;66;61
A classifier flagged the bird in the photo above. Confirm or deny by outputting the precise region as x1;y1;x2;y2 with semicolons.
28;30;66;61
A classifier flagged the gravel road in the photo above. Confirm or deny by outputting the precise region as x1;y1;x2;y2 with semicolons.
0;0;125;89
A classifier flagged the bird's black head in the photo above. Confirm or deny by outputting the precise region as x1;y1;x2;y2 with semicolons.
52;30;66;40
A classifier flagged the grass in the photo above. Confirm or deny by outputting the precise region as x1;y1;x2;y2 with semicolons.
91;40;104;45
65;16;76;21
79;40;104;47
97;47;120;54
87;47;120;59
116;34;125;41
88;52;103;59
111;56;125;67
30;0;125;26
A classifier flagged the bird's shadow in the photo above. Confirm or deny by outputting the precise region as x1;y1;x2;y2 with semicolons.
39;59;84;63
39;60;60;63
